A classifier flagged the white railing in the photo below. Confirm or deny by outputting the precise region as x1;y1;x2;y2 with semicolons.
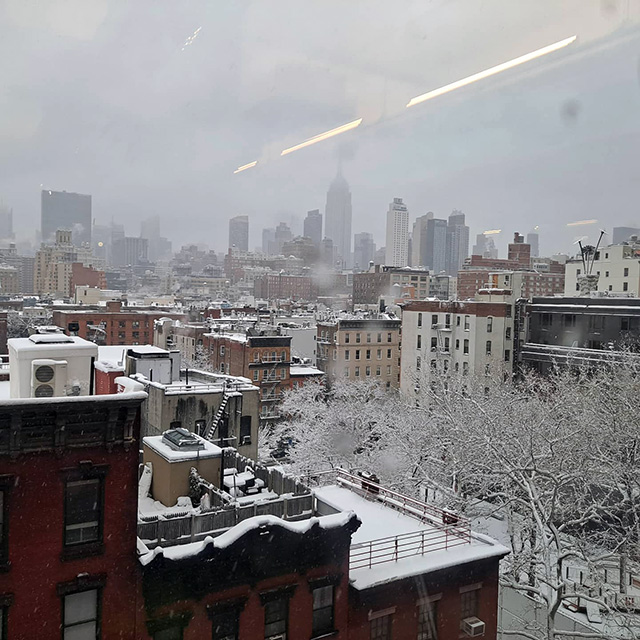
350;526;471;570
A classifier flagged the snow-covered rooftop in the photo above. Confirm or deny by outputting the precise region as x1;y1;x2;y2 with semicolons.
289;366;323;377
314;484;509;591
143;433;222;462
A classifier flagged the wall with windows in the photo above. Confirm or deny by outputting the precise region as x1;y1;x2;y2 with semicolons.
347;558;501;640
0;395;144;639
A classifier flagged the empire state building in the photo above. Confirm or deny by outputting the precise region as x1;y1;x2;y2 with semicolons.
324;169;352;269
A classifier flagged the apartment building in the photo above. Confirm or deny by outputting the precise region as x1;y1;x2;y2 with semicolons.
564;242;640;295
400;296;515;395
316;314;402;388
353;265;433;305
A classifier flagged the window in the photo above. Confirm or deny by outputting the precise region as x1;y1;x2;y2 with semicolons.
505;350;511;362
377;349;382;359
366;349;371;359
464;316;470;330
430;337;437;350
540;313;552;327
463;339;469;355
264;597;288;639
132;320;140;328
624;267;629;277
417;601;438;640
387;333;392;343
431;314;438;326
355;350;361;360
63;466;106;555
506;305;512;317
281;350;286;361
312;585;334;636
444;337;450;352
445;314;451;328
605;271;610;277
588;315;605;331
463;362;469;375
417;313;422;327
253;352;259;362
624;282;629;291
345;333;350;344
486;317;493;333
563;314;577;328
118;320;126;328
417;336;422;349
355;366;360;377
366;366;371;376
486;340;492;356
154;625;184;640
253;370;259;381
376;365;381;375
505;327;511;340
220;345;226;356
460;587;479;621
370;613;392;640
386;365;391;375
345;350;350;361
356;333;361;343
387;349;392;358
62;588;100;639
456;316;461;326
367;333;371;343
211;609;240;640
455;339;460;350
280;369;286;379
0;477;10;569
332;350;337;361
220;363;226;373
377;333;382;342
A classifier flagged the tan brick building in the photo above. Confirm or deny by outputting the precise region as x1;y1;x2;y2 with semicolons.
316;316;402;388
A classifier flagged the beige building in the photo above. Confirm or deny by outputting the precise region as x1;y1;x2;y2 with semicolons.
316;314;402;388
34;229;102;296
564;243;640;296
0;263;19;294
399;293;515;397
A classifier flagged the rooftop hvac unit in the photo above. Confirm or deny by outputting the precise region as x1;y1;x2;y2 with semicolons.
461;617;485;637
31;359;68;398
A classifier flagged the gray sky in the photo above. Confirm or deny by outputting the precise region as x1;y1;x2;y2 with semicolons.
1;0;640;256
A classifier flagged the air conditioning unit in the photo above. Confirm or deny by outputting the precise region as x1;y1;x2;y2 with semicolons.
241;435;252;446
31;359;68;398
461;617;485;637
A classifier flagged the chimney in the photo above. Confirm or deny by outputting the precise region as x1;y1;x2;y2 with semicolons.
106;300;122;313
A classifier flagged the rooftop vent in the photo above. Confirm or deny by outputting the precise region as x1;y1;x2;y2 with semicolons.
162;428;205;451
28;334;75;344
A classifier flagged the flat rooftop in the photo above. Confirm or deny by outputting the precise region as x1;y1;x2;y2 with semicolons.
315;480;509;591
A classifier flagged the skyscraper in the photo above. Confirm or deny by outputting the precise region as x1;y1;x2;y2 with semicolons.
425;218;448;273
445;210;469;275
303;210;323;247
262;228;276;254
353;232;376;271
526;231;540;257
385;198;409;267
41;190;92;246
324;169;352;269
228;215;249;251
472;233;498;259
275;222;292;254
411;212;434;267
0;202;14;240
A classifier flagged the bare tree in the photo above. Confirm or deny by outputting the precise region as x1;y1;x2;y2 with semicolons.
278;361;640;639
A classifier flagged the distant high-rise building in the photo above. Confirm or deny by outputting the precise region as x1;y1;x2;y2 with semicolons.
353;232;376;271
526;232;540;258
262;228;276;254
321;237;335;267
385;198;409;267
303;210;323;247
275;222;292;254
140;215;172;262
112;236;149;267
425;218;447;273
411;213;434;267
612;226;640;244
0;202;14;240
445;210;469;275
228;215;249;252
324;169;352;269
472;233;498;259
41;190;91;246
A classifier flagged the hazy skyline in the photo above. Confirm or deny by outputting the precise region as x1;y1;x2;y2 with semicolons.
1;0;640;257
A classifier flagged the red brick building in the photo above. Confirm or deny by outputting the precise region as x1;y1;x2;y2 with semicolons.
254;274;317;302
53;301;187;345
70;262;106;296
0;392;146;639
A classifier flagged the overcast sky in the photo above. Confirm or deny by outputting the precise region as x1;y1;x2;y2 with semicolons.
1;0;640;256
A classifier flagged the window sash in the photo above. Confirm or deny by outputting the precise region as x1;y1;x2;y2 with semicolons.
64;479;102;546
264;597;288;638
63;589;99;640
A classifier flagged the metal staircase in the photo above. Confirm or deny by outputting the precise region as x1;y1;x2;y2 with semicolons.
204;392;230;441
